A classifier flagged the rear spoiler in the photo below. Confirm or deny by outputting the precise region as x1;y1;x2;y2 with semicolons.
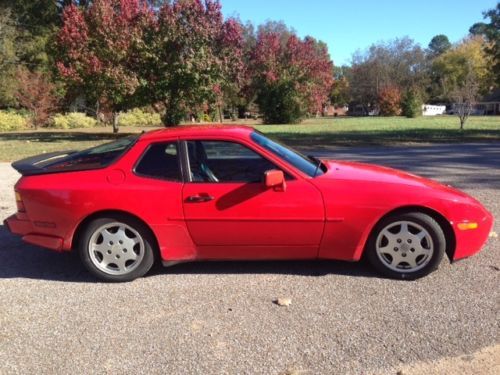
11;150;77;176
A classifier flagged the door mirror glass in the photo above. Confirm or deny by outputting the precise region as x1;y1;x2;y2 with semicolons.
264;169;286;191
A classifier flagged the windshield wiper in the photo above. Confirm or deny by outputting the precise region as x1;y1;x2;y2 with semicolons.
308;155;323;177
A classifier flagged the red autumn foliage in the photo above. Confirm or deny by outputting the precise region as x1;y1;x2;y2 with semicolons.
57;0;153;119
251;29;334;122
57;0;245;126
378;86;402;116
141;0;245;124
15;68;58;129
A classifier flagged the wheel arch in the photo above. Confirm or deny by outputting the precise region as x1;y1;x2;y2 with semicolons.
363;205;456;262
71;210;161;258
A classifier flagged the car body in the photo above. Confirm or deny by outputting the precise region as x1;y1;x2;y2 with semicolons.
4;125;493;281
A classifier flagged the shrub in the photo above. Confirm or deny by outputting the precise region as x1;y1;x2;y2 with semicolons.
0;110;28;132
199;113;212;123
378;86;402;116
15;68;58;128
51;112;97;129
118;108;162;127
401;90;423;118
257;81;305;124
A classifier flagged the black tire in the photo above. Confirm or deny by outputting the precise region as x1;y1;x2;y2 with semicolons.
366;212;446;280
78;214;156;282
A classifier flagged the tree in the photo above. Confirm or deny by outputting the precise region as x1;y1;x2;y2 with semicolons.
450;69;479;129
0;7;18;107
57;0;154;132
431;36;492;101
135;0;245;125
15;67;58;128
349;38;427;111
232;20;257;118
330;66;351;106
401;89;422;118
2;0;64;72
428;34;451;57
469;3;500;86
377;86;402;116
250;27;333;123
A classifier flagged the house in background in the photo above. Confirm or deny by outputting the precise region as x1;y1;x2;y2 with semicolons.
422;104;446;116
323;104;348;116
474;89;500;115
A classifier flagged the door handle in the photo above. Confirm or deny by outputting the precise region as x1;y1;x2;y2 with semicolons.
186;194;215;203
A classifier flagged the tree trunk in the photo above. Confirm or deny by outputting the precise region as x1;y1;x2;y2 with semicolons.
33;110;38;130
218;104;223;123
112;112;119;133
96;100;101;124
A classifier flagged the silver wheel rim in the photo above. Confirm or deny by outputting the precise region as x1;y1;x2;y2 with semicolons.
375;220;434;273
88;222;145;276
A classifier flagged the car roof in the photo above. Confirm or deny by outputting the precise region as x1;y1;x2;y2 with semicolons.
139;124;254;141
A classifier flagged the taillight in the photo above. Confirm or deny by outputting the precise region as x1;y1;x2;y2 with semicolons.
15;191;26;212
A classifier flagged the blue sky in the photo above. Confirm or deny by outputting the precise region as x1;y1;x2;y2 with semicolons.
221;0;497;66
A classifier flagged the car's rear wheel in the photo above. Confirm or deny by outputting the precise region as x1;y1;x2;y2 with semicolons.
366;212;445;280
78;215;155;282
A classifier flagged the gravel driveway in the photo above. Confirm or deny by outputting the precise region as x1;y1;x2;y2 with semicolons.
0;142;498;374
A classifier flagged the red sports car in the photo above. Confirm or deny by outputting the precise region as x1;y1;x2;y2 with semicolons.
5;126;493;281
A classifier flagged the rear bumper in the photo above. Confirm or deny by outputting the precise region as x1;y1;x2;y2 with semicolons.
4;214;64;251
4;214;32;235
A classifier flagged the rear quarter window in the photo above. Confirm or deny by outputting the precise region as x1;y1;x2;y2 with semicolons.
134;142;182;181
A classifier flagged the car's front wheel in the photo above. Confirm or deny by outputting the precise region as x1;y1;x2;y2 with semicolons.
366;212;446;280
79;215;155;282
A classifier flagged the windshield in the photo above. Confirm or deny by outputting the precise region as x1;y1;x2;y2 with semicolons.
44;135;139;172
250;131;324;177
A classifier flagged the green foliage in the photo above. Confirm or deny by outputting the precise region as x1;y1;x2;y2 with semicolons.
401;90;422;118
199;113;212;123
2;1;58;74
135;1;245;126
349;38;427;110
256;81;305;124
0;110;28;131
330;66;351;106
428;34;451;56
0;7;18;107
431;36;490;99
469;4;500;86
51;112;97;129
118;108;162;127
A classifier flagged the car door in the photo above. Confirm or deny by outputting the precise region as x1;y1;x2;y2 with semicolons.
181;139;324;260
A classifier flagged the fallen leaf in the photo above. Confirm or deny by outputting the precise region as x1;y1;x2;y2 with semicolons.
275;298;292;307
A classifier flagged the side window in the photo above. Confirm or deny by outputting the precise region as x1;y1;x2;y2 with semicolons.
186;140;285;183
135;142;182;181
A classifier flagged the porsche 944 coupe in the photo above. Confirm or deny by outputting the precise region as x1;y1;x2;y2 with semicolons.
5;126;493;281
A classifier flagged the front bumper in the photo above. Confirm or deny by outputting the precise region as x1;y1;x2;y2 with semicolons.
452;209;494;261
4;214;64;251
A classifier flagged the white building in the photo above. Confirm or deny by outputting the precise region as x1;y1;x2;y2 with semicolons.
422;104;446;116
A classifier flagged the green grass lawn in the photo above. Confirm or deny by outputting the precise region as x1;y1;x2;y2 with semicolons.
255;116;500;149
0;116;498;161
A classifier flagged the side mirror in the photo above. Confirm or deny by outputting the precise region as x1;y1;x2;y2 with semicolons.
264;169;286;192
